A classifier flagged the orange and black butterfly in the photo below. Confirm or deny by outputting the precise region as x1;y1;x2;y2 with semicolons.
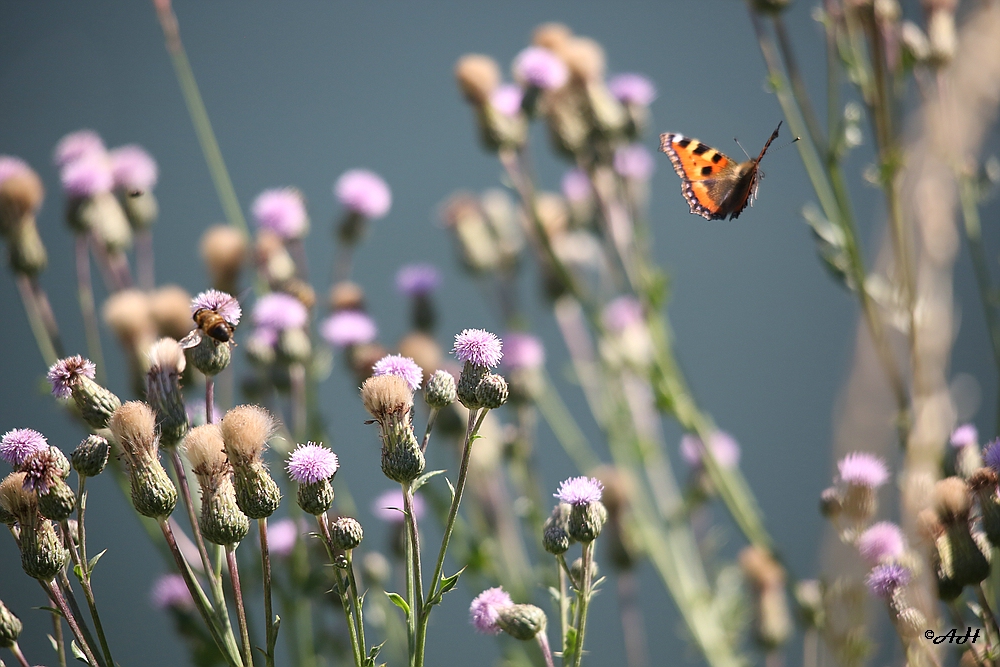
659;122;782;220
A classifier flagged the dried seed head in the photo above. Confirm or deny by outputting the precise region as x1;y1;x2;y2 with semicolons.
935;476;971;523
200;224;248;294
455;54;501;105
561;37;606;82
398;332;442;380
150;285;195;340
532;22;573;51
220;405;276;466
184;425;229;478
0;161;44;226
109;401;160;463
147;337;186;375
103;289;155;348
0;472;37;525
361;374;413;421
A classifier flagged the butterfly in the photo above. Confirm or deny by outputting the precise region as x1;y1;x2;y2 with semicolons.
659;122;782;220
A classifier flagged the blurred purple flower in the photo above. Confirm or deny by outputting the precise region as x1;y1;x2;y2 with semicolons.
372;488;425;523
608;73;657;106
266;517;300;558
252;188;308;239
61;153;113;197
561;168;592;203
334;169;392;219
680;431;741;470
0;156;32;185
490;83;523;116
109;145;158;192
54;130;105;168
858;521;906;565
950;423;978;448
613;144;655;181
502;332;544;371
513;46;568;90
602;296;644;334
150;574;194;610
395;264;440;297
253;292;308;331
470;586;513;635
838;452;889;489
866;563;910;599
320;310;377;348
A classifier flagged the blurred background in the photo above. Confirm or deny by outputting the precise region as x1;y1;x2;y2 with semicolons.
0;1;998;665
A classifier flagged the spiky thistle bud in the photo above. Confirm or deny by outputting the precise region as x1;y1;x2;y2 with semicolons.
287;442;339;515
185;424;249;546
452;328;503;409
555;476;606;543
475;373;508;409
0;598;22;648
47;356;121;429
219;405;281;519
22;447;75;521
71;435;109;478
542;502;572;555
146;338;190;448
0;473;68;580
424;369;457;409
108;401;177;519
330;516;364;550
570;556;599;584
361;375;425;483
497;604;547;641
934;476;990;587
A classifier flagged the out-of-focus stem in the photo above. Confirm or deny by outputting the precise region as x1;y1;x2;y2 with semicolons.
153;0;248;235
536;631;556;667
44;579;101;667
617;571;649;667
773;15;826;151
15;274;58;366
137;228;155;291
75;235;106;384
169;449;218;592
289;362;307;441
258;519;277;667
60;519;114;667
9;642;32;667
226;545;254;667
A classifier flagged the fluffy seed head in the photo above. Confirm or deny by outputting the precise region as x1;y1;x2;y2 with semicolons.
1;429;49;467
561;36;606;82
150;573;194;610
150;286;195;340
219;405;275;464
191;289;242;326
395;264;440;297
0;472;36;523
455;54;501;104
103;289;155;345
838;452;889;488
334;169;392;219
252;292;308;332
183;425;228;476
286;443;339;485
452;328;503;368
361;374;413;420
554;476;604;506
934;476;971;521
199;225;248;290
470;587;514;635
372;354;423;391
372;488;425;522
858;521;906;565
46;356;96;400
739;545;786;589
109;145;158;192
53;130;105;167
866;563;911;599
147;337;186;375
252;187;308;239
613;144;656;181
109;401;159;461
608;73;657;106
512;46;568;90
0;156;44;215
532;23;573;51
321;310;378;348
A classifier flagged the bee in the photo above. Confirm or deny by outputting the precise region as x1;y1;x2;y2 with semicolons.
179;292;242;350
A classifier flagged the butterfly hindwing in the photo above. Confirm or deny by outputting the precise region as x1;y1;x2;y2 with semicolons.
660;133;742;220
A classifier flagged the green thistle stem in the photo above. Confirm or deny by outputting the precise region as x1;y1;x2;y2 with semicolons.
60;519;114;667
258;519;277;667
317;515;363;667
43;579;101;667
225;545;254;667
9;641;31;667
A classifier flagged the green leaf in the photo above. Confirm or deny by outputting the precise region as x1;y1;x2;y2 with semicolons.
367;641;385;662
385;592;410;619
70;640;90;664
411;469;446;493
73;564;84;581
87;549;107;574
47;634;58;651
438;567;465;597
36;606;64;618
445;477;456;503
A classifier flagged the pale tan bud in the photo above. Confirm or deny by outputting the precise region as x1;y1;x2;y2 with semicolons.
109;401;159;463
184;424;228;478
103;289;156;351
150;285;194;340
329;281;366;312
398;332;442;380
561;37;605;83
200;224;248;294
935;476;971;524
455;54;501;106
361;374;413;421
0;169;44;235
533;23;573;52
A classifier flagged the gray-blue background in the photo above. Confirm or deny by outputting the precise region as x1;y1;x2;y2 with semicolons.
1;2;998;665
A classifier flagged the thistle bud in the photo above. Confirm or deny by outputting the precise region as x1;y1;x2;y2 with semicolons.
47;356;121;430
72;435;110;477
475;373;509;410
424;369;457;409
37;480;76;522
819;487;843;519
287;443;339;516
555;476;606;543
457;361;489;409
935;477;990;586
108;401;177;519
542;503;572;555
361;375;426;483
7;221;47;276
189;335;232;377
837;452;888;523
455;54;501;107
146;338;190;448
497;604;547;640
330;516;364;550
20;447;73;521
185;424;249;546
220;405;282;519
570;556;599;584
20;517;69;581
200;225;248;295
0;598;22;648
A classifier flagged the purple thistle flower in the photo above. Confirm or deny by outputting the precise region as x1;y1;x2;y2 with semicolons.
680;431;741;470
150;574;195;610
1;428;49;467
21;448;63;494
512;46;568;90
554;476;604;506
985;439;1000;472
490;83;523;116
252;188;308;239
252;292;308;332
266;517;300;558
60;153;113;198
858;521;906;565
502;332;545;371
866;563;910;599
470;586;514;635
286;442;339;485
372;354;423;391
837;452;889;489
248;326;279;349
334;169;392;219
613;144;656;181
950;423;978;448
0;156;32;185
320;310;378;348
54;130;105;168
602;296;644;334
561;168;592;203
191;289;242;326
452;328;503;368
109;145;158;192
372;488;425;523
608;73;657;106
395;263;440;297
47;355;97;400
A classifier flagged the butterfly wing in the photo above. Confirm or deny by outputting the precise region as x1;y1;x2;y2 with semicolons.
660;133;742;220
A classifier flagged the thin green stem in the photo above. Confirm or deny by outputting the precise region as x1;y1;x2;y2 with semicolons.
154;1;248;235
570;541;595;667
49;590;66;667
226;545;254;667
9;641;32;667
346;551;367;661
44;579;101;667
61;519;114;667
402;481;423;666
773;15;826;151
206;376;216;425
534;374;600;472
420;407;439;454
56;571;104;667
978;584;1000;654
258;519;277;667
317;516;363;667
15;274;58;366
557;558;569;653
75;235;106;385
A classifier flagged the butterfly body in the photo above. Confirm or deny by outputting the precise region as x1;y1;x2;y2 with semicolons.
659;122;782;220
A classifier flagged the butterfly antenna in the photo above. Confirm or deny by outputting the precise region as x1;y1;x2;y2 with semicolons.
733;137;752;160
